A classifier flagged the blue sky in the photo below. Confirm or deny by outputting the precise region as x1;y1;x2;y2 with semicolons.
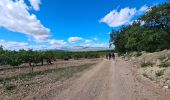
0;0;167;50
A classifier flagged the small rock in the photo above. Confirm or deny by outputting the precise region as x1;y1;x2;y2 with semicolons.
131;57;135;60
163;85;169;89
167;80;170;83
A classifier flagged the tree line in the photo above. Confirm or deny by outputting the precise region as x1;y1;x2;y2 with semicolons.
0;47;55;67
110;3;170;54
0;46;111;67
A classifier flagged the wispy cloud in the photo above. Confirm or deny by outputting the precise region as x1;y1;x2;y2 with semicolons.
0;39;29;50
139;5;150;13
68;37;83;43
85;39;92;43
0;39;67;50
0;39;110;51
48;39;67;46
93;38;98;41
84;43;109;47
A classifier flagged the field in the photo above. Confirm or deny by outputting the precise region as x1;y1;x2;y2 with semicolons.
0;59;101;100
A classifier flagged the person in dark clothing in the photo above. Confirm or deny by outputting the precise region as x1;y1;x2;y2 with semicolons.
108;53;112;60
106;54;108;59
111;53;115;60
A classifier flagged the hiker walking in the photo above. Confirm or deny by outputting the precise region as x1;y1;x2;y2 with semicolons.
108;53;112;60
111;53;115;60
106;54;108;59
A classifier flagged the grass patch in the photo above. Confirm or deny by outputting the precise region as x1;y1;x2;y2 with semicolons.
159;55;170;62
159;62;170;68
54;63;93;81
159;54;170;68
159;56;166;61
141;61;154;68
155;70;164;77
136;52;142;57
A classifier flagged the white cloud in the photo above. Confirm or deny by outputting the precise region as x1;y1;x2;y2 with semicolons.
48;39;67;46
0;39;67;50
85;39;92;43
68;37;83;43
139;5;149;13
0;0;50;42
92;43;109;47
0;39;110;51
129;19;146;26
0;39;47;50
140;20;145;26
100;5;151;27
29;0;41;11
100;7;136;27
129;19;138;25
0;39;29;50
83;43;109;48
93;38;98;41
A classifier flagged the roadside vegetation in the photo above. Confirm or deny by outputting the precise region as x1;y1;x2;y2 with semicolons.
141;61;154;68
159;54;170;68
155;70;164;77
0;46;111;71
109;3;170;89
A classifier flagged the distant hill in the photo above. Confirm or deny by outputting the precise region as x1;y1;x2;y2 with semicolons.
53;46;112;52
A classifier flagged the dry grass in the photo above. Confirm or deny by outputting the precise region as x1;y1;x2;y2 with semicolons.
130;50;170;89
141;61;154;68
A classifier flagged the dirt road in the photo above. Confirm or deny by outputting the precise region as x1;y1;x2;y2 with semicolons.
31;59;170;100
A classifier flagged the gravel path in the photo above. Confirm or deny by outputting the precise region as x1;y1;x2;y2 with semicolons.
30;59;170;100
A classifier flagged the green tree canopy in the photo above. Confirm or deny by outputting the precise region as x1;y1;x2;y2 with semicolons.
110;3;170;54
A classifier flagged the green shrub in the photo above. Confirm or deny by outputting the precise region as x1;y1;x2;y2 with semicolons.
159;56;170;61
5;84;16;91
155;70;164;77
159;62;170;68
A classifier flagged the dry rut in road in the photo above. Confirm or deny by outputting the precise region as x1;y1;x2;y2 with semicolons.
33;59;170;100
